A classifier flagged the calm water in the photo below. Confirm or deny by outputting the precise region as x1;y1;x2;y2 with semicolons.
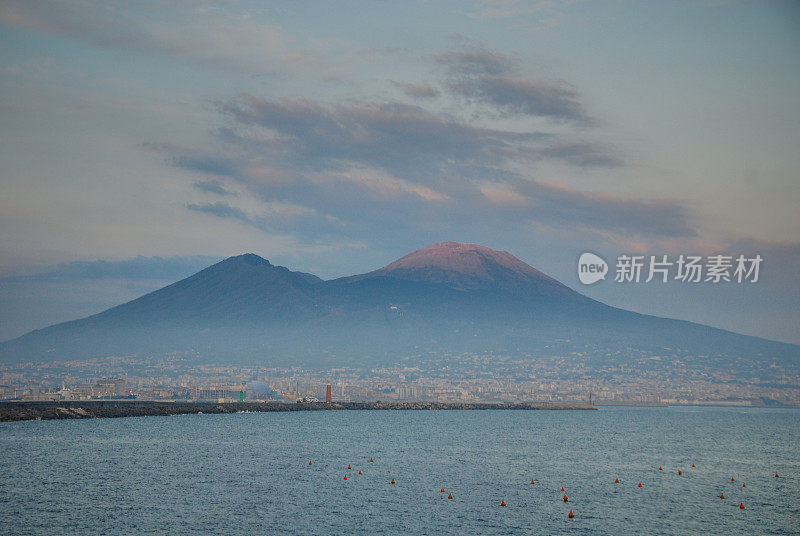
1;406;798;535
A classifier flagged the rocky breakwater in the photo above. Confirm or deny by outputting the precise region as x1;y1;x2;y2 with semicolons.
0;400;596;422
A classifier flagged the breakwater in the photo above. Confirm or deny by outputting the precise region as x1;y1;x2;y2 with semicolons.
0;400;595;422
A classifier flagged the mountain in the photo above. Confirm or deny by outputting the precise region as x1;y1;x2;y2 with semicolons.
351;241;562;291
1;242;798;370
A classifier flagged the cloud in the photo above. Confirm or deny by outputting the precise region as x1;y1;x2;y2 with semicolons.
541;142;622;167
435;41;592;123
186;200;342;241
215;96;549;183
448;76;592;123
175;155;239;177
517;181;697;237
0;1;311;72
187;202;251;224
391;81;440;99
194;179;235;196
435;47;515;76
160;93;695;243
480;186;529;206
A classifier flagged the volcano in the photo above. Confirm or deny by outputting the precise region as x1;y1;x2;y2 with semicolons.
0;242;797;368
365;241;560;289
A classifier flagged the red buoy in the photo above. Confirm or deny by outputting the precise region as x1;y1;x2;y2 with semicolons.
563;494;568;502
358;470;362;475
659;467;663;471
441;488;446;493
370;458;374;462
500;500;506;506
348;464;351;470
731;477;735;482
391;478;395;484
308;461;312;465
561;487;565;492
678;470;682;475
343;475;347;480
720;493;725;499
448;493;453;499
742;483;745;488
638;482;643;488
775;473;779;478
739;502;745;509
531;480;535;485
568;509;574;518
692;464;696;467
615;478;619;483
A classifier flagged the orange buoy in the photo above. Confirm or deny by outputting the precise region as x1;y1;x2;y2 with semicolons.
561;487;565;492
563;494;568;502
358;470;362;475
448;493;453;499
343;475;347;480
659;467;663;471
500;500;506;506
391;478;395;484
441;488;446;493
678;470;682;475
731;477;735;482
568;509;574;518
720;493;725;499
615;478;619;483
638;482;643;488
739;502;745;509
348;464;351;470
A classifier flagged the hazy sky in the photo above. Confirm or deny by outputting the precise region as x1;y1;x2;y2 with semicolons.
1;0;798;343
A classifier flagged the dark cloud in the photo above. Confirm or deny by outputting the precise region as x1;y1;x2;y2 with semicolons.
160;94;695;243
216;96;548;184
391;81;440;99
447;76;592;123
435;43;591;123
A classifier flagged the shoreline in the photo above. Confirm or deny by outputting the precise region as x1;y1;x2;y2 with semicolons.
0;400;596;422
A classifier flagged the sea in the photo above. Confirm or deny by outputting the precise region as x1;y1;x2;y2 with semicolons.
1;406;798;535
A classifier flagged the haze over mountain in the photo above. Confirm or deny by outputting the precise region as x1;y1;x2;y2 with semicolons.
1;242;797;369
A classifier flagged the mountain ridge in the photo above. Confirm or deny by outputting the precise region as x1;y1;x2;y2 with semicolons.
1;243;797;368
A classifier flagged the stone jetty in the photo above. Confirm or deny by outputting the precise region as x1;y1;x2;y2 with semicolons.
0;400;595;422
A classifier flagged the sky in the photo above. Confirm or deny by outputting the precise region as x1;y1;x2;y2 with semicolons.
0;0;798;344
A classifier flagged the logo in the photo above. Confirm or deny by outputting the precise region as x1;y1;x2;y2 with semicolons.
576;252;762;285
578;252;608;285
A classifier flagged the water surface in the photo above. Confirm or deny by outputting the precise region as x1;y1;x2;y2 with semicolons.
1;406;798;535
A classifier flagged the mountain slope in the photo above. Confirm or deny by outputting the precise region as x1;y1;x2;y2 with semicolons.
0;243;797;367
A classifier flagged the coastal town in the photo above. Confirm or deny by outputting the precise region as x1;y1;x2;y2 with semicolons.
2;349;797;407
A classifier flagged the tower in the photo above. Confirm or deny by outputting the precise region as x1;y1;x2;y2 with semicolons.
326;384;332;403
